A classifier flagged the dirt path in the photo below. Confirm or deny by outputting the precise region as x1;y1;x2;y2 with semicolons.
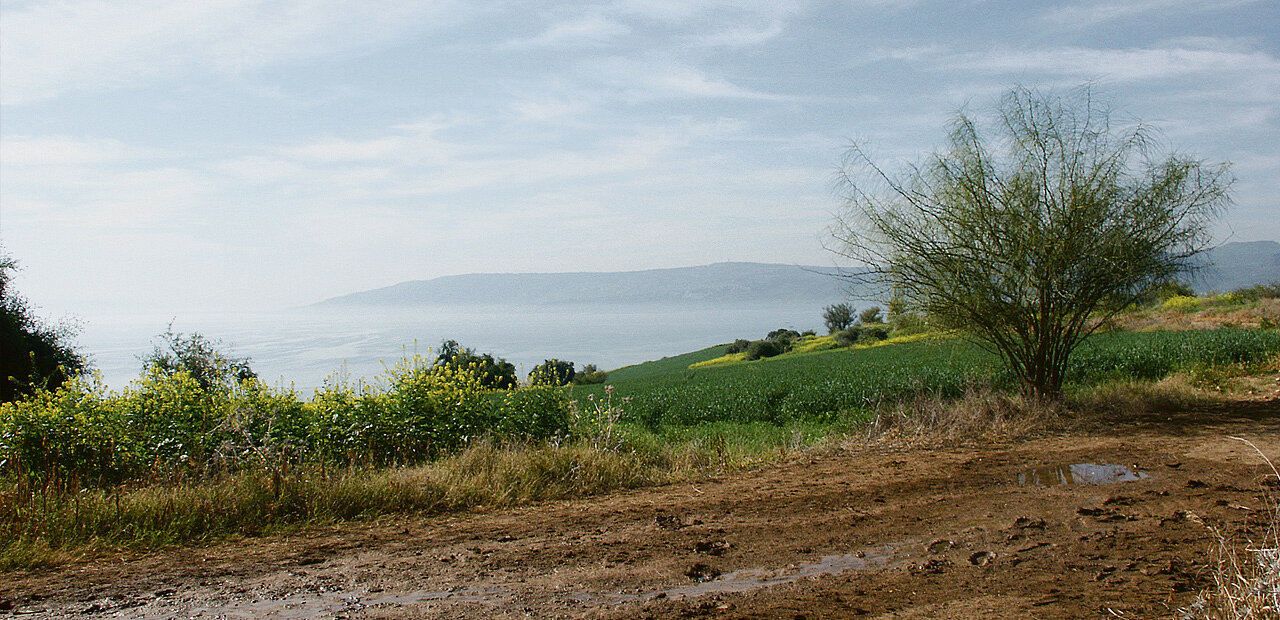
3;400;1277;619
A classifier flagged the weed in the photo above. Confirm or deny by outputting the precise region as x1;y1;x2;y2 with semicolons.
1180;439;1279;619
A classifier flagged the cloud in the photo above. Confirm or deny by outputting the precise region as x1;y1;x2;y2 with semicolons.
952;46;1278;82
0;0;462;105
585;57;798;101
0;136;170;166
502;16;630;49
693;22;786;48
871;41;1280;88
1041;0;1261;27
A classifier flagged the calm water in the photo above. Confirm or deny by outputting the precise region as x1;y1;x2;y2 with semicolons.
76;303;824;393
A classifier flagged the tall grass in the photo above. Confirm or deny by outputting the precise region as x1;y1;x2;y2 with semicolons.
0;420;848;570
1180;439;1279;619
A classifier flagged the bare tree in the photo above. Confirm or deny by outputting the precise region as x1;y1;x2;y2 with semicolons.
829;85;1231;401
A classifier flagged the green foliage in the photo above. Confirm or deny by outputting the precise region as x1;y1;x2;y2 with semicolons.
1163;295;1202;311
831;85;1231;400
572;363;609;385
434;339;517;390
529;359;575;387
823;303;855;333
724;339;752;355
0;250;86;403
766;328;801;347
1231;282;1280;301
834;326;861;347
0;347;572;490
745;339;786;360
143;327;256;392
574;329;1280;428
859;306;884;325
1136;281;1195;306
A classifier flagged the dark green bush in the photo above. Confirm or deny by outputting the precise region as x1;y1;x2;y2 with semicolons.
725;339;751;355
835;326;862;347
435;340;517;389
572;364;609;385
745;339;786;360
0;251;86;403
529;359;575;386
859;326;890;343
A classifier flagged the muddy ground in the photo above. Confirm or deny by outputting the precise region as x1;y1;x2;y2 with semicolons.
2;398;1277;619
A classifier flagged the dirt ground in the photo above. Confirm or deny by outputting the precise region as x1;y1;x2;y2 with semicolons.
2;398;1277;619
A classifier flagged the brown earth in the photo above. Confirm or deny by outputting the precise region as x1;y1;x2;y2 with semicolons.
2;399;1277;619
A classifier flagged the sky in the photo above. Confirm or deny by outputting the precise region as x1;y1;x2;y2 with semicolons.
2;0;1278;318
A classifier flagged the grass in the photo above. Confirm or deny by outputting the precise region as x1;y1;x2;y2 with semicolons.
4;322;1279;572
572;328;1280;428
1180;439;1279;619
0;420;844;570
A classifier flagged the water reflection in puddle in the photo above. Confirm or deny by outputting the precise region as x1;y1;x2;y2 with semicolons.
1018;463;1149;486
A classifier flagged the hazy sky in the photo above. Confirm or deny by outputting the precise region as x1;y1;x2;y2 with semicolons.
2;0;1278;316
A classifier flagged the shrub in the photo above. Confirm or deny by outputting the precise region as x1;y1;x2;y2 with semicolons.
859;306;884;325
1231;282;1280;301
858;325;890;343
495;385;570;440
1136;280;1195;306
572;364;609;385
143;327;256;393
835;326;862;347
724;339;751;355
434;340;517;389
0;251;86;402
529;359;575;387
745;339;786;360
1163;295;1202;311
823;303;855;333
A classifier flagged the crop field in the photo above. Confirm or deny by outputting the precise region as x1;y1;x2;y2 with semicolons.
573;328;1280;427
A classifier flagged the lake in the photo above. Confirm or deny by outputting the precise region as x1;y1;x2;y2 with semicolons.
75;303;826;393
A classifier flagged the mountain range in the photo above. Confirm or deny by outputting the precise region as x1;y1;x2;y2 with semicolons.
314;241;1278;308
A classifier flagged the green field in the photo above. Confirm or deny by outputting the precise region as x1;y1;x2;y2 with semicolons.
572;329;1280;427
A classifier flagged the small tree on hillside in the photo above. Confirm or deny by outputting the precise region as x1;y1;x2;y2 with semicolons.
830;85;1231;401
822;303;855;334
859;306;883;325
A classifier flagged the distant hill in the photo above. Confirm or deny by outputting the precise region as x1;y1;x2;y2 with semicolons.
314;262;860;307
314;241;1277;308
1192;240;1280;293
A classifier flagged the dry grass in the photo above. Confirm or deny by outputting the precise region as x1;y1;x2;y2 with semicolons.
0;437;728;570
860;386;1066;447
1179;439;1279;619
1111;298;1280;332
1068;372;1224;417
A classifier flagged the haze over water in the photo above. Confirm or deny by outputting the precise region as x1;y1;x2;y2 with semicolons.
79;302;822;393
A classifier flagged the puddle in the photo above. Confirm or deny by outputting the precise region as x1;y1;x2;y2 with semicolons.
656;545;896;600
1018;463;1149;486
126;547;899;616
562;545;899;606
